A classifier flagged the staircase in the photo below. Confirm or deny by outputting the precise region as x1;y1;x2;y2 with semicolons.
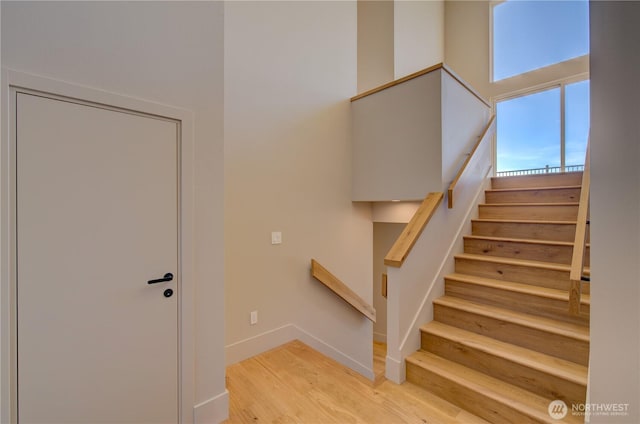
405;172;589;424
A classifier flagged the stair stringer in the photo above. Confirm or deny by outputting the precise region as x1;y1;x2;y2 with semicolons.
385;167;492;383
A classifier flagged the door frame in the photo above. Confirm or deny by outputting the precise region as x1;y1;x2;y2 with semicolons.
1;69;196;424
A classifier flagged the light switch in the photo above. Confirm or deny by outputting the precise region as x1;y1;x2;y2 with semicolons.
271;231;282;245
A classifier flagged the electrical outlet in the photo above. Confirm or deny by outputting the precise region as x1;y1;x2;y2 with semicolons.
250;310;258;325
271;231;282;245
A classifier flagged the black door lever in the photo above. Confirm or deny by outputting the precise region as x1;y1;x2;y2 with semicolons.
148;273;174;285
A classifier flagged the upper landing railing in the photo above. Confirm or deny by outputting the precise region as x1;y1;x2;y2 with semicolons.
496;164;584;177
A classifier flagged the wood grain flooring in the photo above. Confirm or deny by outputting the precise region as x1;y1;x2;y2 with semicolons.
225;340;488;423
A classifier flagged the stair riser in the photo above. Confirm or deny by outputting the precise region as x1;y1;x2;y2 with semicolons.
445;280;590;326
492;173;583;189
433;303;590;365
479;204;579;221
454;257;591;294
471;221;588;243
455;257;569;291
485;188;581;204
421;332;587;406
406;361;543;424
464;238;590;266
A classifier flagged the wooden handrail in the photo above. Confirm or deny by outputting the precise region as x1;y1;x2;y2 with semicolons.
569;139;590;315
350;63;490;108
310;259;376;322
448;115;496;209
384;192;444;268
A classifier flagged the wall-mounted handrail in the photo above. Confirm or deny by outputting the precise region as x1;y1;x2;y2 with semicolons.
569;139;591;315
448;115;496;209
310;259;376;322
384;192;444;268
350;63;490;108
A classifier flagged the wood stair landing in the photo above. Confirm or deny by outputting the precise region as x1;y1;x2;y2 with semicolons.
407;172;590;423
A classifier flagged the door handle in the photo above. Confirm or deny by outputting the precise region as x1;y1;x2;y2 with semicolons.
147;273;174;285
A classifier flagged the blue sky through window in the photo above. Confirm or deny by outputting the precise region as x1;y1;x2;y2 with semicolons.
493;0;589;81
497;88;561;172
494;0;590;173
565;80;590;166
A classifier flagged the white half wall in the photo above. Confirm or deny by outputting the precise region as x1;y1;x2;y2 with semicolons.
352;70;443;201
385;168;490;383
441;71;491;184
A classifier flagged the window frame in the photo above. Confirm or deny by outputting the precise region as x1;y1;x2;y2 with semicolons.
492;73;590;173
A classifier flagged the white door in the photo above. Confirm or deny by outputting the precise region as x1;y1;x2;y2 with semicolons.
16;92;179;423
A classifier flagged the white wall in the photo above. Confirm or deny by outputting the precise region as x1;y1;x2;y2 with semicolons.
224;1;374;378
1;2;226;422
589;2;640;422
372;223;405;342
358;0;394;93
441;71;491;184
394;0;444;78
372;201;421;223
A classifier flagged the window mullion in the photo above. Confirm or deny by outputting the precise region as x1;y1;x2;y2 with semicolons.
560;83;566;172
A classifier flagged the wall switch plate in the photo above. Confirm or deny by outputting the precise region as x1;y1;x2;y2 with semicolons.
250;310;258;325
271;231;282;245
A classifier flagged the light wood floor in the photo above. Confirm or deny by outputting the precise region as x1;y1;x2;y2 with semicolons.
225;340;488;423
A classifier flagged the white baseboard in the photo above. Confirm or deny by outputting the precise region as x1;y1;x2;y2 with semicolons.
385;354;404;384
373;332;387;343
294;325;375;380
225;323;374;380
193;390;229;424
225;324;297;366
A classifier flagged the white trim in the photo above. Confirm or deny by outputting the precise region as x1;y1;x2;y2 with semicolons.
385;354;404;383
295;325;375;380
225;323;375;381
225;324;297;366
492;72;589;104
0;69;196;424
493;75;590;174
373;332;387;343
560;84;566;171
193;390;229;424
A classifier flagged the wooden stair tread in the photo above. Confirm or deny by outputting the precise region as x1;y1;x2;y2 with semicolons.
433;296;590;342
446;273;590;305
472;218;578;225
486;185;581;193
480;202;579;207
421;321;588;386
406;350;583;424
464;234;575;247
456;252;572;272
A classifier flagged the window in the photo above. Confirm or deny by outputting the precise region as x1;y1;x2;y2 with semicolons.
492;0;589;81
565;80;590;167
496;80;590;174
